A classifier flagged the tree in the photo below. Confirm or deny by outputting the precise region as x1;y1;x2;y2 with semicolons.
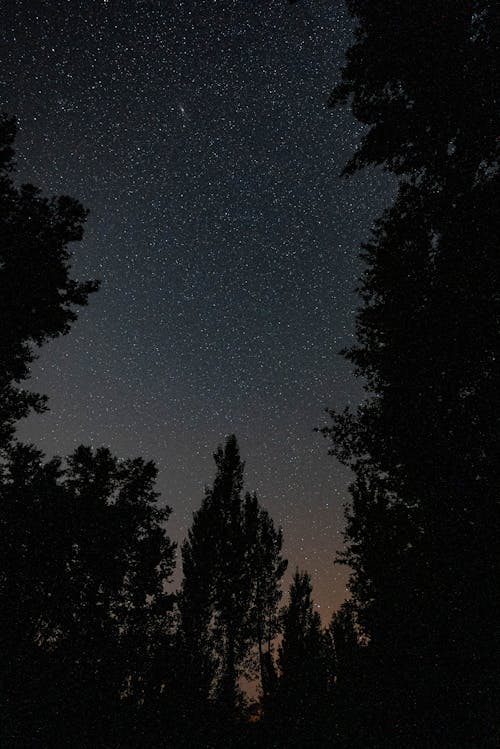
0;114;98;445
244;493;287;712
178;435;287;730
0;443;176;747
329;601;365;748
323;3;500;746
275;570;333;748
176;480;219;735
0;112;179;747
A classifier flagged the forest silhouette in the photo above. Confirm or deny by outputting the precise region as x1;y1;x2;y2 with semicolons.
1;1;499;747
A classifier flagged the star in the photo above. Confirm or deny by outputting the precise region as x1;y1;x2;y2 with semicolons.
5;0;394;617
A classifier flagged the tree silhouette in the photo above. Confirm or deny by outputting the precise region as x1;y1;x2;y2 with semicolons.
275;570;333;748
324;3;500;746
0;443;176;747
63;446;176;742
178;435;287;733
0;114;98;445
244;493;287;712
176;478;219;736
0;116;183;747
329;601;365;748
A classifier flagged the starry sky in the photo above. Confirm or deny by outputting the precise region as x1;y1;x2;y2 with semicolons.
3;0;394;618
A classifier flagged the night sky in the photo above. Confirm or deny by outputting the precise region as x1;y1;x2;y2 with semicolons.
3;0;393;617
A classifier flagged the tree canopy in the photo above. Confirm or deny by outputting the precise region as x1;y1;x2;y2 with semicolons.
0;442;176;746
0;114;98;445
324;3;500;746
179;435;287;728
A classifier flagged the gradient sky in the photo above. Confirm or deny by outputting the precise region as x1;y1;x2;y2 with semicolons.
3;0;394;618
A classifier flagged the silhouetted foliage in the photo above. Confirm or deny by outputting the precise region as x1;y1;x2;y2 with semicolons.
244;492;288;712
323;2;500;746
178;435;287;738
0;114;98;446
0;443;176;747
0;119;179;746
330;1;498;179
274;570;333;748
328;601;366;748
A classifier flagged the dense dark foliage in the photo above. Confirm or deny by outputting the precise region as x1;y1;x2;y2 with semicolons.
273;570;334;748
178;435;287;738
0;118;176;747
323;1;500;746
0;443;176;747
0;114;98;447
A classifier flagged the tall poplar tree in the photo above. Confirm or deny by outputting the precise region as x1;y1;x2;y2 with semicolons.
322;3;500;746
244;493;287;709
178;435;287;723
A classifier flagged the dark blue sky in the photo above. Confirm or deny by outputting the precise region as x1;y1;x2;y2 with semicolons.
3;0;394;616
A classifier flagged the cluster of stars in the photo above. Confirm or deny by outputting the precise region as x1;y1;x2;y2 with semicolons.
4;0;394;615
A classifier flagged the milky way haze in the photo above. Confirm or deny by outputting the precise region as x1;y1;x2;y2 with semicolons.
3;0;394;616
